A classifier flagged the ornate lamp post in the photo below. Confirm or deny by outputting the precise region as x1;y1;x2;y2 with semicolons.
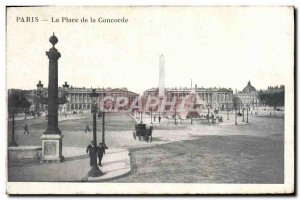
150;108;153;124
139;111;143;123
246;104;249;123
37;33;69;162
62;82;69;98
62;82;69;114
233;96;240;126
37;80;43;96
234;105;238;125
207;103;211;126
174;107;177;125
227;101;229;120
36;81;44;114
9;109;18;147
101;110;108;149
35;81;44;118
242;106;245;122
88;89;102;177
256;102;259;115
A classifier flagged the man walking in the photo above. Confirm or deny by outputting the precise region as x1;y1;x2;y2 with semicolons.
85;123;91;133
24;124;30;134
158;115;161;123
97;142;106;167
86;141;96;166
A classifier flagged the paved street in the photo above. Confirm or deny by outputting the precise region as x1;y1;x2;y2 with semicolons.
8;147;131;182
8;111;284;183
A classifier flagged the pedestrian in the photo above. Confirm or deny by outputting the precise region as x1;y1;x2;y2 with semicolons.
85;123;91;133
86;141;96;166
158;116;161;123
154;115;156;122
97;142;106;167
24;124;30;134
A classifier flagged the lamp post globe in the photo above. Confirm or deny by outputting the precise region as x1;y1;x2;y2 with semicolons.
62;81;69;97
37;80;43;96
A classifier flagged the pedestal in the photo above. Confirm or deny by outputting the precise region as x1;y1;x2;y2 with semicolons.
40;134;64;162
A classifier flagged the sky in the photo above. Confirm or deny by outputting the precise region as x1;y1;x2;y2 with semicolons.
6;6;294;95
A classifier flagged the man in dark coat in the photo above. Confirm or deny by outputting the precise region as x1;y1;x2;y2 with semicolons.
97;143;106;167
86;141;96;166
24;124;30;134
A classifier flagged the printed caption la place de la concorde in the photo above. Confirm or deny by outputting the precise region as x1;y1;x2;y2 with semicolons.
16;16;129;23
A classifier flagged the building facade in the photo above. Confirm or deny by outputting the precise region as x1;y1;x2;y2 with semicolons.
66;87;139;111
263;85;285;94
236;81;259;107
143;85;234;110
10;87;139;113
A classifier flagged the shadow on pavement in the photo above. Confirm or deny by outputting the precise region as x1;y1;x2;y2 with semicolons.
64;154;89;161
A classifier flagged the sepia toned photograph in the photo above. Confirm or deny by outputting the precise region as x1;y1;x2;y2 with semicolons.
5;6;294;195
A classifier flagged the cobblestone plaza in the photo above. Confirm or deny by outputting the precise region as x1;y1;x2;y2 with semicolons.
8;108;284;183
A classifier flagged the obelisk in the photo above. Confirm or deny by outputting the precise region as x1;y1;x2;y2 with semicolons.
159;54;165;98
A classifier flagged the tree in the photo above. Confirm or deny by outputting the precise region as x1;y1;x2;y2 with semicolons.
258;90;284;113
8;90;31;115
233;96;241;109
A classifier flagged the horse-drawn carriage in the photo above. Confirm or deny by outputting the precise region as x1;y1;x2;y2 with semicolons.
133;123;153;143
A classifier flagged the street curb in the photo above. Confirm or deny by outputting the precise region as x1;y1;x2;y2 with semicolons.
218;122;253;126
88;152;134;182
87;149;132;182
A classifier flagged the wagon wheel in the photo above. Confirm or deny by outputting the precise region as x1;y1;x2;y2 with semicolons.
133;132;136;140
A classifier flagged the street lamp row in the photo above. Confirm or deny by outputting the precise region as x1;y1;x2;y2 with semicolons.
37;80;70;99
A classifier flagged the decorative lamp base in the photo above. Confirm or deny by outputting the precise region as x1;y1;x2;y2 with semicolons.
9;140;18;147
88;165;103;177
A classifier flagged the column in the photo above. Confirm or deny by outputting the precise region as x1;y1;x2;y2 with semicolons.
41;33;64;162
